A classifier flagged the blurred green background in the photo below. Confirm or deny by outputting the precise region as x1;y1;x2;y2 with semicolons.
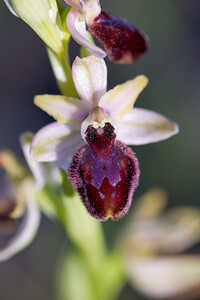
0;0;200;299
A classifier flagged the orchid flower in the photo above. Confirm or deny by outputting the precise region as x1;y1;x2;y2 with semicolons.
0;134;42;261
120;188;200;299
30;55;178;221
64;0;149;63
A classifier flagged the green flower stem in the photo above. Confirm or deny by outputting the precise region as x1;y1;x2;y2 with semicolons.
58;248;125;300
46;6;78;98
59;170;106;265
58;170;125;300
47;47;77;98
35;185;65;222
36;170;125;300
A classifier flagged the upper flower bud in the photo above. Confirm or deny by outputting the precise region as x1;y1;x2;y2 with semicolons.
4;0;63;54
88;11;149;64
65;0;149;63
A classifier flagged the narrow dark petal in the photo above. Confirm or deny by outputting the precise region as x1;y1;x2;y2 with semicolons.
68;123;140;220
88;11;149;64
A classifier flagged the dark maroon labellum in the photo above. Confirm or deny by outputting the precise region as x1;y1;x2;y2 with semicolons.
68;123;139;221
88;11;149;64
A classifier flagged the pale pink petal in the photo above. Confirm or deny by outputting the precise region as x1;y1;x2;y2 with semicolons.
64;0;74;6
67;7;106;59
34;94;90;127
99;75;148;117
30;122;83;162
72;56;107;106
117;108;179;145
0;193;40;262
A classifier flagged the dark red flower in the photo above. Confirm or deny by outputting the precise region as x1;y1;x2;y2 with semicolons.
88;11;149;64
68;122;139;221
65;0;148;64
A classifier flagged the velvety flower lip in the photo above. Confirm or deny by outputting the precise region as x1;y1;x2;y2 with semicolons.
30;55;179;168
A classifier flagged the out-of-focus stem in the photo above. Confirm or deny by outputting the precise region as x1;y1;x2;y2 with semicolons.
47;47;77;98
57;170;125;300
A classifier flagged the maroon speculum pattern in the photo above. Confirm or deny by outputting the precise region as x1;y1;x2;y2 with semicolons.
88;11;149;64
68;123;139;221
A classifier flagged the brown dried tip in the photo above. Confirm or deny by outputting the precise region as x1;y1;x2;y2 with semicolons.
88;11;149;64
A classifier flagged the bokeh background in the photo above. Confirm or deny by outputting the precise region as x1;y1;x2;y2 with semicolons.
0;0;200;299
